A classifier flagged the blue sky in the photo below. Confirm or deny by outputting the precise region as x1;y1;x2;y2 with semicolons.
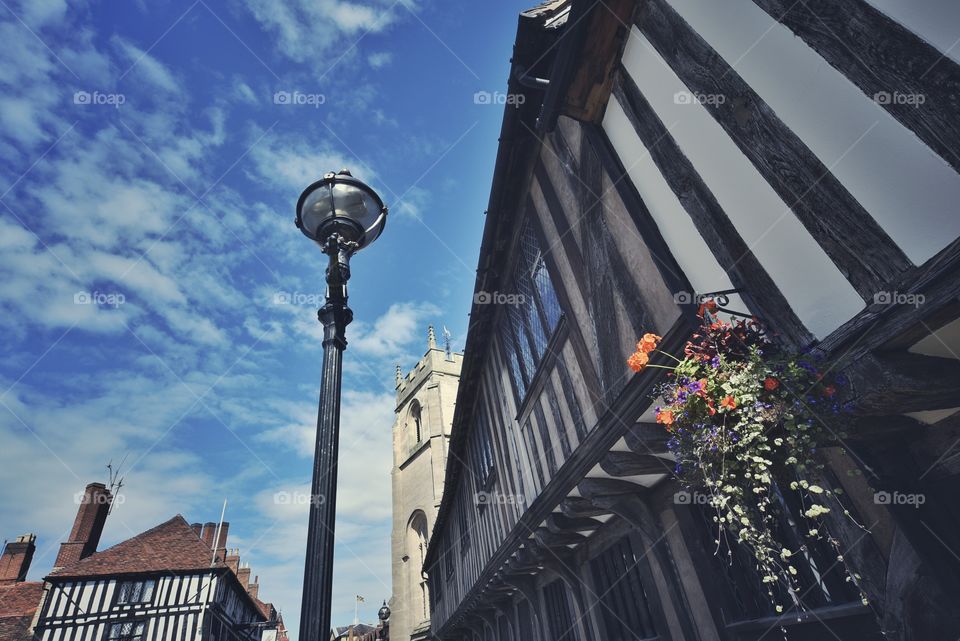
0;0;530;634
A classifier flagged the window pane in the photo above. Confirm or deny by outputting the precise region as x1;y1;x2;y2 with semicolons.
589;536;658;640
531;252;562;332
543;580;577;641
500;323;528;400
505;302;536;383
498;218;564;407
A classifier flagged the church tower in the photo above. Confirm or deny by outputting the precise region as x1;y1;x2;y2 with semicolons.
389;326;462;641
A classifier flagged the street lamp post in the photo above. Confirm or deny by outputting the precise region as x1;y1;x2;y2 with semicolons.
295;170;387;641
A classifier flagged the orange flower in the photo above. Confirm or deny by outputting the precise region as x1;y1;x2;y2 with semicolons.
656;409;674;425
720;395;737;411
637;333;661;354
706;399;717;416
764;377;779;391
627;350;649;372
823;385;836;398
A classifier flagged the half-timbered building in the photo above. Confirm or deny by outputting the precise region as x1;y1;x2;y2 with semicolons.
0;482;288;641
421;1;960;640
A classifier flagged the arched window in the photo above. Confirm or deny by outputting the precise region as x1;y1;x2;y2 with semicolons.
411;401;423;444
406;511;430;622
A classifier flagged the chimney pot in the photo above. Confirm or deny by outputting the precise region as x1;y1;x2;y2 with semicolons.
55;483;111;570
225;550;240;574
0;534;36;583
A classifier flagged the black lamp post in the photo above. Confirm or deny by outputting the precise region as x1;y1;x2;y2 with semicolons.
295;170;387;641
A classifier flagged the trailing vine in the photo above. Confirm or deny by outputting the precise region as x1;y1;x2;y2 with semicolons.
628;301;869;619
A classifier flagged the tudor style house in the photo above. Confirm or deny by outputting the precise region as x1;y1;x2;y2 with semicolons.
421;1;960;641
0;482;288;641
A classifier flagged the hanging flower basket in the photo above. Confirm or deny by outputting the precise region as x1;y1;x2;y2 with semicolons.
627;301;868;615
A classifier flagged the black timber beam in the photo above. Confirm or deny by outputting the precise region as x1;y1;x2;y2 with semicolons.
846;351;960;415
578;477;650;500
535;527;586;548
752;0;960;175
637;0;912;298
599;451;674;477
611;71;812;346
623;422;671;455
561;496;613;519
547;512;603;534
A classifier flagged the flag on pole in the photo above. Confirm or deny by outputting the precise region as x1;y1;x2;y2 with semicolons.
357;595;365;603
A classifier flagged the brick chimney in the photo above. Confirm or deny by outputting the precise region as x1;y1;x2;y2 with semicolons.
55;483;112;570
190;523;203;539
213;522;229;562
200;522;217;549
247;575;259;600
237;564;251;589
225;549;240;574
0;534;36;583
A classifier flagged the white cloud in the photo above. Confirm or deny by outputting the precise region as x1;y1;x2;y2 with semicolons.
350;301;438;358
241;0;414;65
114;37;181;94
366;51;393;69
248;134;375;192
15;0;71;28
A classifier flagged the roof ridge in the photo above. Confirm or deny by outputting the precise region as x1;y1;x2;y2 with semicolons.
47;514;221;579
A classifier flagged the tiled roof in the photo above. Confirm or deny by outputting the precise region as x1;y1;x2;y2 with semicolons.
0;581;44;617
48;515;221;579
0;581;45;641
332;623;377;638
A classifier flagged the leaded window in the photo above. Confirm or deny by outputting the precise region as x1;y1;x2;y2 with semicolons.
543;579;578;641
469;395;495;491
444;536;455;581
499;219;564;401
693;482;863;620
589;536;658;640
106;621;145;641
115;579;155;605
457;496;470;552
